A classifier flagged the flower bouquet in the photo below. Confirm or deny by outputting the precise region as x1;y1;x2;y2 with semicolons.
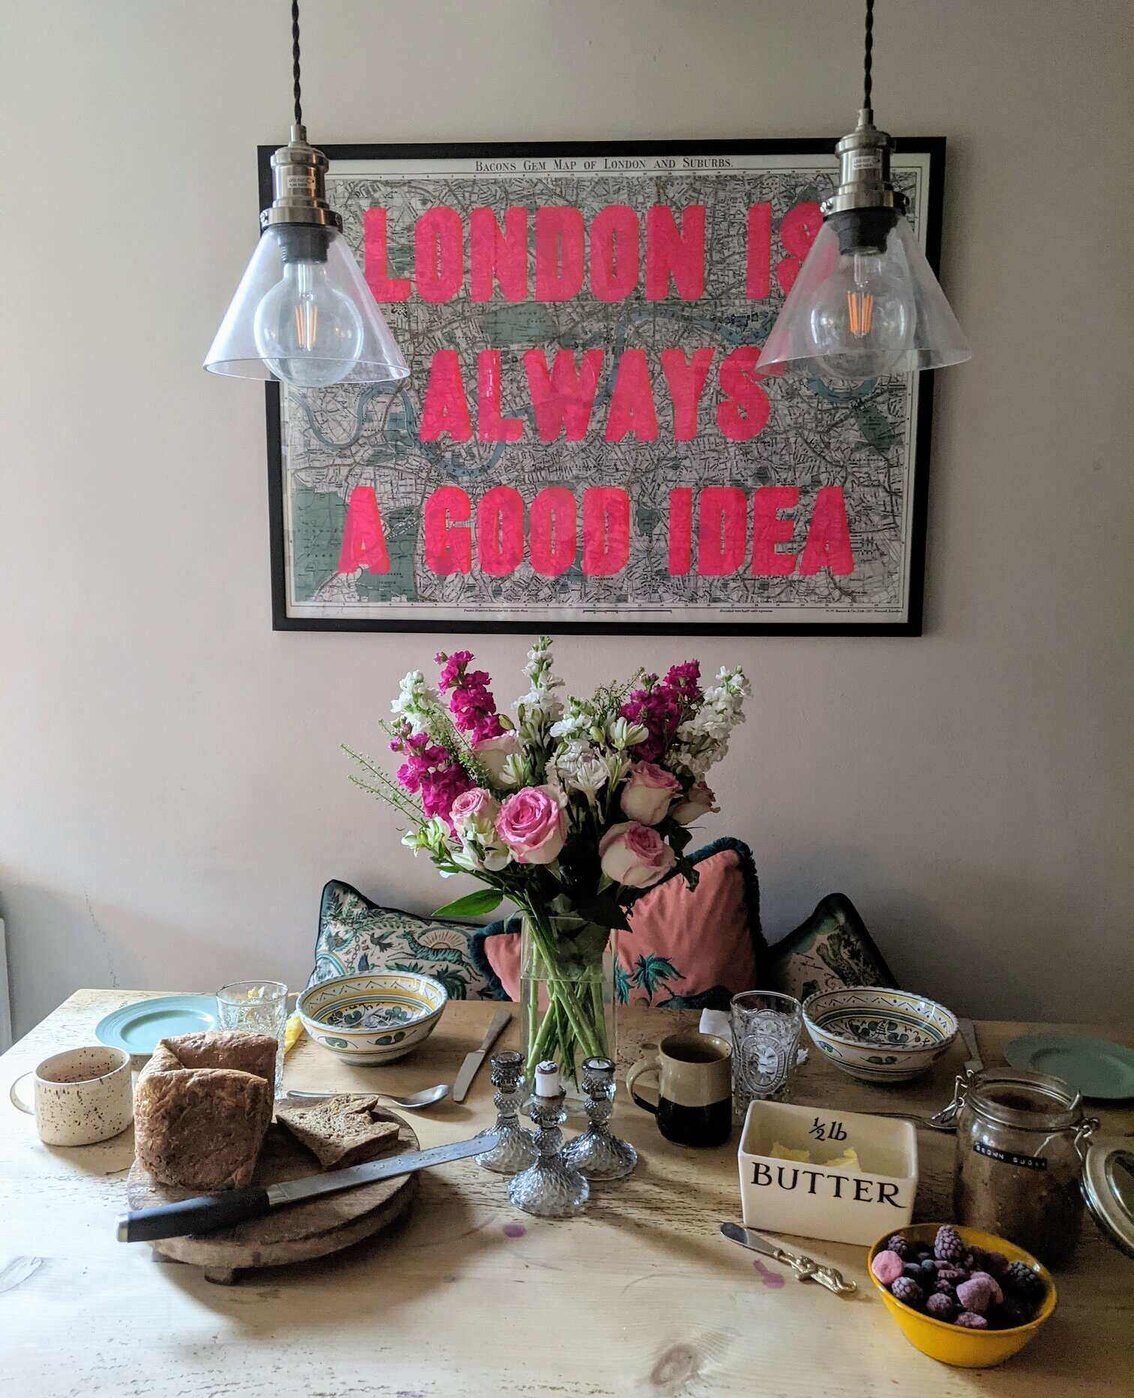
346;638;748;1091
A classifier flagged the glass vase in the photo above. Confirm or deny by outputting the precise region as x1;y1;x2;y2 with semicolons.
519;908;616;1098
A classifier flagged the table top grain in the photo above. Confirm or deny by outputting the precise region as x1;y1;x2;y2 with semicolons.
2;990;1131;1397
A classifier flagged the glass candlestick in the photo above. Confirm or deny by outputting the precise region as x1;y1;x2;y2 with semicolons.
561;1056;638;1181
508;1061;589;1218
476;1050;538;1175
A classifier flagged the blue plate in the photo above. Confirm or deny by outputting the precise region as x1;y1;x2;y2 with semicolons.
1005;1034;1134;1100
95;994;218;1056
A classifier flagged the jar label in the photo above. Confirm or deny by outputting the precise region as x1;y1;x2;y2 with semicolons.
973;1140;1048;1171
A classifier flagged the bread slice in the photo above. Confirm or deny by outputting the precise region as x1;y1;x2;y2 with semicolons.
134;1032;277;1190
275;1096;401;1170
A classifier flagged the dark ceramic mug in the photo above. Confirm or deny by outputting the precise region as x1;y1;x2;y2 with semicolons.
626;1031;732;1147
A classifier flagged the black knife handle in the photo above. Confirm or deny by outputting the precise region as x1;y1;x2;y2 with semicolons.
117;1185;271;1243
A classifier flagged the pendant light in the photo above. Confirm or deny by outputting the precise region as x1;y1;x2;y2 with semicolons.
758;0;971;381
204;2;408;389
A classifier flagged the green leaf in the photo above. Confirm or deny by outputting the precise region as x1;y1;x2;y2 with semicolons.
432;888;504;919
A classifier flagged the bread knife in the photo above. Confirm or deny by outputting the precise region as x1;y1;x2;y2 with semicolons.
117;1130;497;1243
452;1008;512;1103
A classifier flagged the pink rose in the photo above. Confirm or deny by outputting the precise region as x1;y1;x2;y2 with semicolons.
599;821;676;889
472;731;521;784
671;780;718;826
495;785;567;865
620;761;682;825
449;787;500;833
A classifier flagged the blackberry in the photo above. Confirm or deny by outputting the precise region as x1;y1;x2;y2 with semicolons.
982;1250;1011;1279
926;1292;956;1321
902;1263;923;1281
956;1311;989;1329
886;1234;910;1260
1004;1261;1046;1301
995;1297;1034;1329
890;1276;924;1308
935;1265;967;1289
934;1225;966;1263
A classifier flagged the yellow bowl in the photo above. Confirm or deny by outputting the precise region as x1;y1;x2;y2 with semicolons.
867;1223;1057;1368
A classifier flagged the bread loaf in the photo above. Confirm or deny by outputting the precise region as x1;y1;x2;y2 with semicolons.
134;1031;277;1189
276;1095;401;1170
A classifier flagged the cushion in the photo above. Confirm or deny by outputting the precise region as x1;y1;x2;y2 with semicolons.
470;838;764;1010
765;892;898;1002
309;880;499;1000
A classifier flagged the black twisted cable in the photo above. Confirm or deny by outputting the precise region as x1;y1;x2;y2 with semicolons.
863;0;874;111
291;0;302;127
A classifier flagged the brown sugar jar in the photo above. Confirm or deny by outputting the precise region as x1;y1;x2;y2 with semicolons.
952;1068;1096;1268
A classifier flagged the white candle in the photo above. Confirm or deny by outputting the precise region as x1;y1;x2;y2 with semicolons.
535;1061;560;1096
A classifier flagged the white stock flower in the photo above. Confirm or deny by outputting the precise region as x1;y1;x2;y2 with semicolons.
607;716;649;750
390;670;441;733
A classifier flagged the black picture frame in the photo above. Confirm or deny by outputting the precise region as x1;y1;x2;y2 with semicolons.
263;138;946;636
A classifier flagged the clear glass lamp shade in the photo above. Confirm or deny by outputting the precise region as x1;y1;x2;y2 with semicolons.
203;226;409;387
757;216;971;379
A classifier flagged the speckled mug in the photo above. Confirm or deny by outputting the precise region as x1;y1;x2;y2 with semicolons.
10;1046;133;1146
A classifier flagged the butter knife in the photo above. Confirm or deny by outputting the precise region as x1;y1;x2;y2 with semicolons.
452;1008;512;1102
720;1221;857;1294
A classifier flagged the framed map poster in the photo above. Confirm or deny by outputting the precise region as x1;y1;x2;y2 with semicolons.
264;139;945;634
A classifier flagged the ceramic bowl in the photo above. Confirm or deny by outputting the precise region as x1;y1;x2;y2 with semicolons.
297;972;448;1064
867;1223;1056;1367
803;987;958;1083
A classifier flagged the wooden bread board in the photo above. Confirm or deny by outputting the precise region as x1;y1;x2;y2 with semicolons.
126;1108;419;1284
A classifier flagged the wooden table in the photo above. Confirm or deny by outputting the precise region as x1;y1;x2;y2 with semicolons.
2;992;1131;1397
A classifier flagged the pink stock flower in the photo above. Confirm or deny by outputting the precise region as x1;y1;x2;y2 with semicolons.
437;650;504;744
619;761;682;825
391;729;472;830
620;661;702;762
495;785;567;865
671;780;718;826
599;821;676;889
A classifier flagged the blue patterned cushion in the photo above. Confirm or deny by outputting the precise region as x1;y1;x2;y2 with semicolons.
309;880;502;1001
766;893;898;1002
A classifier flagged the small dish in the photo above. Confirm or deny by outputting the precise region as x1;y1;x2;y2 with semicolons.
803;987;957;1083
95;994;218;1058
1004;1034;1134;1100
867;1223;1056;1367
297;972;448;1064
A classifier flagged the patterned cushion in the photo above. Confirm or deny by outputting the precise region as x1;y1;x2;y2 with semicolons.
309;880;499;1001
470;838;765;1011
766;893;898;1002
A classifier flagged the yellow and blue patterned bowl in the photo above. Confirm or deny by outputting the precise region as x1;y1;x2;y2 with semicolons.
297;972;448;1064
803;987;958;1083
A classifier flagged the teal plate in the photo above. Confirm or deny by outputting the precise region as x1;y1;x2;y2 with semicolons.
1005;1034;1134;1100
95;995;217;1056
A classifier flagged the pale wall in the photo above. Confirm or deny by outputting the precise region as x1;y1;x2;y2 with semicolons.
2;1;1131;1036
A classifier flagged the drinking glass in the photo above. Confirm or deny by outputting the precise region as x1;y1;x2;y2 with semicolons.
216;980;288;1097
730;990;803;1120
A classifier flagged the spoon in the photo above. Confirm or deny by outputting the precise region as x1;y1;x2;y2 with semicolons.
283;1084;450;1110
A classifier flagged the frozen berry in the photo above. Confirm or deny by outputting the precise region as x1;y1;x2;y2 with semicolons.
934;1225;966;1263
935;1265;967;1288
957;1276;996;1314
970;1270;1004;1306
926;1292;956;1321
902;1263;923;1280
891;1276;924;1307
871;1250;905;1286
886;1234;910;1259
995;1297;1034;1328
956;1311;989;1329
982;1250;1010;1278
1004;1261;1046;1301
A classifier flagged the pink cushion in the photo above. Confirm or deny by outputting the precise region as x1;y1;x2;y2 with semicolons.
483;846;758;1004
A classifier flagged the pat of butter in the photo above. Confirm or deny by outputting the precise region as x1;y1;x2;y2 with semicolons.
767;1141;863;1171
769;1140;813;1162
824;1146;861;1171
